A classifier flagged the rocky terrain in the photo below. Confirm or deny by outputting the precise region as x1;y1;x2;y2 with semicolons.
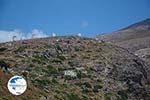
0;36;150;100
97;18;150;65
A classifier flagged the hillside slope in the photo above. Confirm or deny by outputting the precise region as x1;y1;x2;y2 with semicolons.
98;18;150;43
0;36;150;100
98;18;150;64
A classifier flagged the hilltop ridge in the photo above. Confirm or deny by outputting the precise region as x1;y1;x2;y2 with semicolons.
97;18;150;65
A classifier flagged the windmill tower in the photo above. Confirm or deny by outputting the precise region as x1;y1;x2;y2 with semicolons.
12;36;17;42
32;33;36;39
77;33;82;37
52;33;56;37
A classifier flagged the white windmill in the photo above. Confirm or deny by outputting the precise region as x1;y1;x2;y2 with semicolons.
52;33;56;37
77;33;82;37
12;36;17;42
32;33;36;39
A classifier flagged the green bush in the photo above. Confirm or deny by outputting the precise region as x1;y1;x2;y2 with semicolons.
55;44;62;52
44;44;53;48
29;63;35;68
82;87;90;94
94;84;103;89
52;78;58;84
64;75;73;80
77;71;82;79
57;55;66;61
83;82;92;88
2;97;9;100
32;55;46;64
67;93;81;100
52;59;62;64
0;47;7;52
33;79;51;89
14;46;26;53
32;58;43;64
33;55;46;61
117;90;128;100
93;84;103;93
47;65;58;75
74;47;81;51
68;61;74;66
104;93;113;100
82;95;89;100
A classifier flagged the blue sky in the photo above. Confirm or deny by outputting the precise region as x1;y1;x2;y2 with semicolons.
0;0;150;38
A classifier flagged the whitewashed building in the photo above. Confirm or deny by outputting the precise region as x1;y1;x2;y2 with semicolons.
64;70;77;78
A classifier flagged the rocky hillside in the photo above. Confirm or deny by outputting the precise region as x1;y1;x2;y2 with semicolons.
97;18;150;65
0;36;150;100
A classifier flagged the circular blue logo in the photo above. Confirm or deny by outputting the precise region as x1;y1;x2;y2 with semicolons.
7;75;27;95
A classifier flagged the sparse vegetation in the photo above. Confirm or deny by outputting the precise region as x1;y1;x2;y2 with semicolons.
67;93;81;100
14;46;26;53
104;93;113;100
33;79;51;89
44;44;53;48
117;90;128;100
0;36;149;100
46;65;58;75
2;97;9;100
93;84;103;93
57;55;66;61
0;47;7;52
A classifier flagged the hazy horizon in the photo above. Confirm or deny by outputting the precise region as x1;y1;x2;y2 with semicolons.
0;0;150;42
